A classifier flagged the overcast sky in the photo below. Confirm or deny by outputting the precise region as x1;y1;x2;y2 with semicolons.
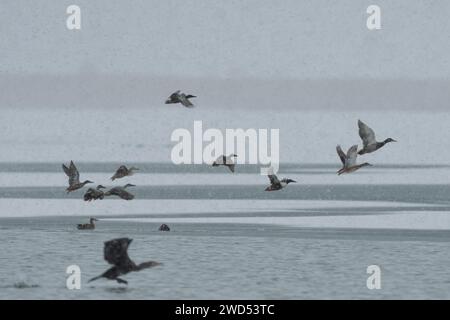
0;0;449;79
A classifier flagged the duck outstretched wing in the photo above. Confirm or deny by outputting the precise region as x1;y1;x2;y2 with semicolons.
346;145;358;167
62;161;80;185
111;165;128;180
268;174;281;186
104;238;134;267
336;145;347;165
358;120;377;147
179;93;194;108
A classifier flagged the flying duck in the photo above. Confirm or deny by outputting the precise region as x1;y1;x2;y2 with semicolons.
165;90;196;108
104;184;136;200
83;185;106;201
337;145;372;175
265;173;296;191
111;165;139;181
88;238;161;285
77;217;98;230
212;154;238;172
62;161;93;193
358;120;396;155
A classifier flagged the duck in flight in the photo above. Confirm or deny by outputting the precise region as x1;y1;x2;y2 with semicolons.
104;184;136;200
357;120;396;155
62;161;93;193
83;185;106;201
89;238;161;285
111;165;139;181
77;217;98;230
336;145;372;175
212;154;238;173
165;90;196;108
265;173;296;191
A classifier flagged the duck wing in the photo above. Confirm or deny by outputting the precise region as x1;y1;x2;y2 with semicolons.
336;145;347;165
63;161;80;185
179;93;194;108
268;174;281;187
358;120;377;147
118;189;135;200
104;238;135;268
111;166;128;180
346;145;358;167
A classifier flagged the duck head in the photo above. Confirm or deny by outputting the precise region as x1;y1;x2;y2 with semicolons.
384;138;397;143
84;180;94;185
124;184;136;188
286;179;297;184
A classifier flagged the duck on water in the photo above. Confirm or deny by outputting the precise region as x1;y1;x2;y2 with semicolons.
77;218;99;230
158;224;170;231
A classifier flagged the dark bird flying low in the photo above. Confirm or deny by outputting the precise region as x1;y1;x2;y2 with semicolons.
89;238;161;285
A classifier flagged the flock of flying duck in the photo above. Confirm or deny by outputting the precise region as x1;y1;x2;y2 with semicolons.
64;90;396;284
212;119;397;191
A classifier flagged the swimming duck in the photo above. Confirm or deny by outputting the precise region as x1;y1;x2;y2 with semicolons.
62;161;93;193
104;184;136;200
77;217;99;230
88;238;161;285
265;173;296;191
83;185;106;201
337;145;372;175
165;90;196;108
212;154;238;173
357;120;396;155
158;224;170;231
111;165;139;181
